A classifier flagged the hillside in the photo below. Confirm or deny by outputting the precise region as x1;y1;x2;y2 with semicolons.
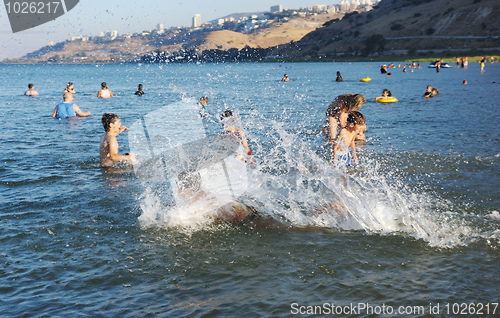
280;0;500;58
19;13;337;63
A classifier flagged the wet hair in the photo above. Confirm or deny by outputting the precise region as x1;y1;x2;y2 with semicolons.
382;89;392;97
177;170;201;193
220;110;233;120
347;94;365;112
347;111;365;127
101;82;107;89
200;96;208;103
67;82;73;88
138;84;143;89
28;83;34;89
102;113;119;132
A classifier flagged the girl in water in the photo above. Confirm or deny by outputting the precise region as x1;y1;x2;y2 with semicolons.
375;89;392;101
64;82;75;94
333;111;366;168
325;94;365;143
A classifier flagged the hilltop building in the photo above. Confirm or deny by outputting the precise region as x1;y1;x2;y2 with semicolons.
270;4;283;13
157;23;165;34
193;14;201;28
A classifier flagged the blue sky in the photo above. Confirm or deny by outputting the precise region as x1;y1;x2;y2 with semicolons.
0;0;340;59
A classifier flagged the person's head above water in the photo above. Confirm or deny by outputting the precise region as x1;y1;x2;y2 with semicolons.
347;111;365;126
102;113;120;132
63;92;73;102
347;94;365;112
101;82;107;89
137;84;143;90
28;83;34;89
200;96;208;107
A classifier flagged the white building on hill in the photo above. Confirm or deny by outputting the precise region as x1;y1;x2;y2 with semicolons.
192;14;201;28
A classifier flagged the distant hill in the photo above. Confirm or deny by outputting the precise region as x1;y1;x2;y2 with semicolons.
279;0;500;58
13;0;500;63
17;12;337;63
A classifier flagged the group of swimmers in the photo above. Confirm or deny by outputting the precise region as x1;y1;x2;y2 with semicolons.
24;81;148;167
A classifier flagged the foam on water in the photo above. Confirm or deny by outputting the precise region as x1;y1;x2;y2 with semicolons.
136;113;499;249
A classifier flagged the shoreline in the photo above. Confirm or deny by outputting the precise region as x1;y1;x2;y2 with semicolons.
1;54;498;65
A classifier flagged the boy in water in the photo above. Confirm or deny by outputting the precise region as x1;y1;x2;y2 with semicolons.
100;113;136;167
333;111;365;167
24;83;39;96
135;84;144;96
423;85;433;98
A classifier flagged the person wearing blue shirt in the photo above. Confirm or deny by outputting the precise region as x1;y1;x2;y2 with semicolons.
52;92;91;119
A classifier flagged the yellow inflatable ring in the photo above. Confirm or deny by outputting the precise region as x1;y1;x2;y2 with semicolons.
359;77;371;82
375;97;398;103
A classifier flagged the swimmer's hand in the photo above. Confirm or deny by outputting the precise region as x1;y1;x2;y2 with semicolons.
119;126;129;133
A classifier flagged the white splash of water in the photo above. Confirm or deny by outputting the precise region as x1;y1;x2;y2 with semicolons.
136;114;499;248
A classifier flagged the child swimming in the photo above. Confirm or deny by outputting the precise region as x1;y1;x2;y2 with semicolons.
375;89;392;101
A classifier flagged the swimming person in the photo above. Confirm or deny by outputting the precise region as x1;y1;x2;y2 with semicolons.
135;84;144;96
52;92;91;119
432;88;439;96
281;74;290;82
480;57;485;73
64;82;76;94
335;71;343;82
375;89;392;101
99;113;136;167
24;83;39;96
423;85;433;98
325;94;365;144
333;111;366;168
97;82;113;99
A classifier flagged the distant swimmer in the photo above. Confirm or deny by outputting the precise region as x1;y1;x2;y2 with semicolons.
333;111;366;167
335;71;343;82
52;92;91;119
24;83;39;96
100;113;136;167
463;80;468;85
135;84;144;96
386;73;392;77
380;64;388;74
64;82;76;94
431;88;439;96
281;74;290;82
374;89;393;101
480;57;486;73
423;85;433;98
97;82;113;99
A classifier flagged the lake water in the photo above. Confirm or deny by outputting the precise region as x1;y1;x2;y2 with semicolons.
1;61;499;317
